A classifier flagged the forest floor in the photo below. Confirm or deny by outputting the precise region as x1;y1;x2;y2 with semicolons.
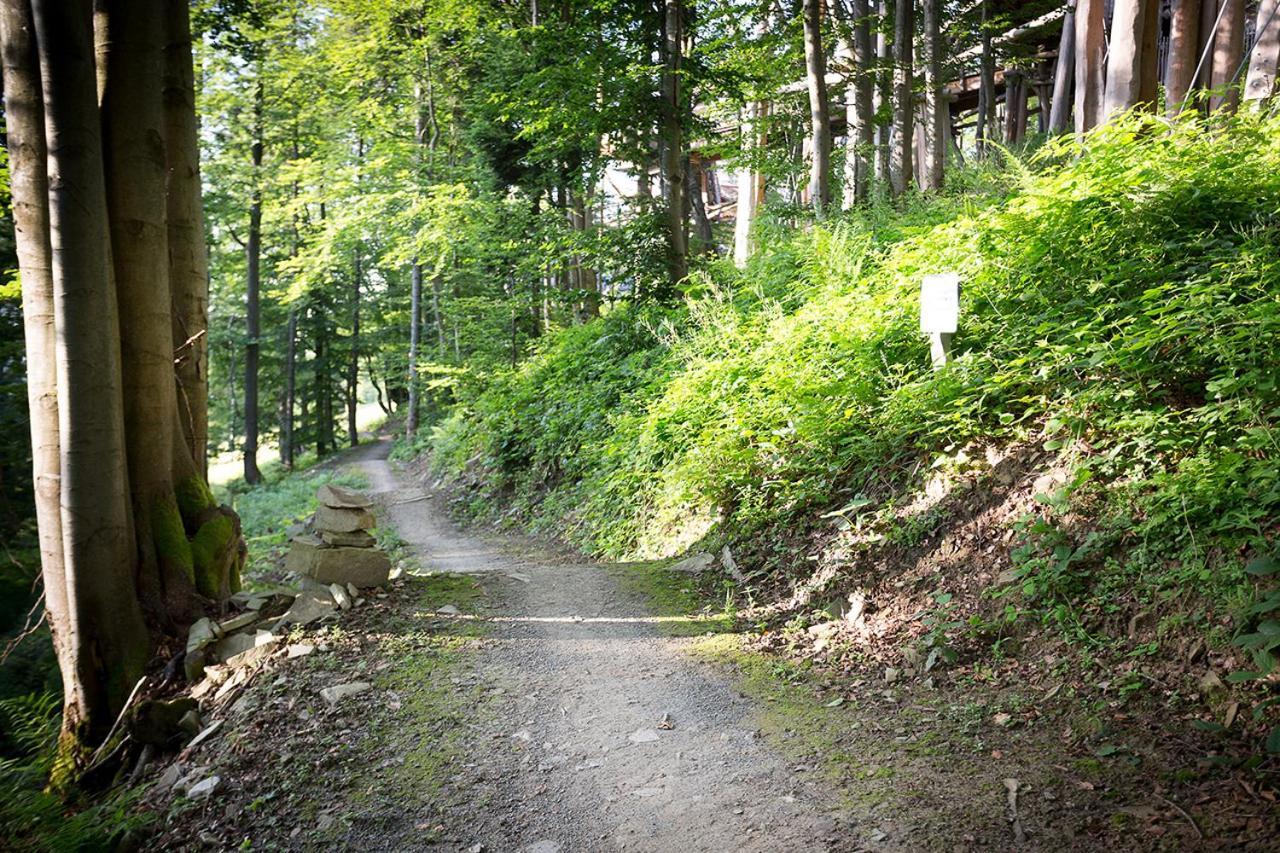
145;440;1276;851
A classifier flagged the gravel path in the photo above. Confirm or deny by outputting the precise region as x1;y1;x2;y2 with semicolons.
354;442;849;852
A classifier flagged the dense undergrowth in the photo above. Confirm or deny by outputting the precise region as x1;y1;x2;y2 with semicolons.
419;112;1280;751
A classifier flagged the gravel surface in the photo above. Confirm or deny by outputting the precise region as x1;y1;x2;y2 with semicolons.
355;442;850;852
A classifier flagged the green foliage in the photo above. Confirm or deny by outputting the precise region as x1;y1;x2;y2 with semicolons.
0;693;151;851
229;465;368;582
432;112;1280;627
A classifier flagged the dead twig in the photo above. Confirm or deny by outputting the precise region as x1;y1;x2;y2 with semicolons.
1156;793;1204;841
0;592;46;665
88;675;147;767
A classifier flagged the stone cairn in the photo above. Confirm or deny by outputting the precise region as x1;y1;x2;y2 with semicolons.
284;484;391;587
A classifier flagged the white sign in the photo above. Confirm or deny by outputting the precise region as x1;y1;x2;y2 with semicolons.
920;272;960;334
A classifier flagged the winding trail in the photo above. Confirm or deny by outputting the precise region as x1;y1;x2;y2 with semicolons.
353;440;847;851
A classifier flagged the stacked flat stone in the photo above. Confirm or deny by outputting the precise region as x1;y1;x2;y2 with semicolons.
284;485;391;586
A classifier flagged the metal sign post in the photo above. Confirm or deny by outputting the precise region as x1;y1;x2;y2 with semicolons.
920;272;959;369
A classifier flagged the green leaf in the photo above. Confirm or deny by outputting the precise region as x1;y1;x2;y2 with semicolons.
1224;670;1263;683
1266;727;1280;755
1245;556;1280;576
1095;743;1123;757
1192;720;1226;733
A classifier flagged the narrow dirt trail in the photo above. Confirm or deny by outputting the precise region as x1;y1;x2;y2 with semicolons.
353;441;849;851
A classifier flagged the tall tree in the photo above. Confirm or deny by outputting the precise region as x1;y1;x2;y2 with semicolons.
244;78;265;484
919;0;943;191
1104;0;1147;117
841;0;874;206
802;0;832;214
889;0;913;197
1048;2;1075;132
2;0;244;783
1074;0;1106;138
661;0;687;285
1245;0;1280;104
1166;0;1202;113
1210;0;1245;112
164;0;210;478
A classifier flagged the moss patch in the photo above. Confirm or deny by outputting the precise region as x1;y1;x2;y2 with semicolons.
607;562;736;637
150;497;194;582
190;515;235;598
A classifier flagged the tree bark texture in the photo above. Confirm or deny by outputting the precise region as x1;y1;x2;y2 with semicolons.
244;79;264;484
1074;0;1107;138
1104;0;1147;117
1210;0;1245;112
661;0;687;285
1049;3;1075;133
1245;0;1280;104
1166;0;1202;113
920;0;944;191
889;0;913;197
4;0;245;782
163;0;208;478
802;0;832;214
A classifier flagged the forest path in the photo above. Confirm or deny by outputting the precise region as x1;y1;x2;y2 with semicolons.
350;440;849;851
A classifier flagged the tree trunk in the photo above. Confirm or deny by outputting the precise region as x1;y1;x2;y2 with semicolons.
7;0;243;783
1104;0;1146;117
163;0;208;478
802;0;832;215
1;0;70;725
875;0;891;183
1166;0;1202;113
99;0;212;628
25;0;152;771
1137;0;1160;108
282;308;296;468
406;77;428;437
1049;4;1076;133
407;261;422;435
244;78;263;484
732;100;765;267
1210;0;1245;112
1074;0;1107;138
889;0;913;197
920;0;944;191
661;0;687;286
1245;0;1280;104
347;247;360;448
842;0;873;206
687;157;714;252
977;0;998;156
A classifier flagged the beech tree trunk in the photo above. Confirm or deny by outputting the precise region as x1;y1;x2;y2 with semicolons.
977;0;998;156
283;308;297;467
2;0;70;726
802;0;832;215
347;247;360;447
1210;0;1245;112
1049;4;1075;133
244;78;264;484
406;78;428;437
920;0;944;191
661;0;687;286
1166;0;1202;113
687;158;714;253
4;0;244;784
163;0;208;478
1074;0;1107;138
874;0;890;185
733;100;765;266
842;0;873;206
1245;0;1280;104
1104;0;1146;117
889;0;913;197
